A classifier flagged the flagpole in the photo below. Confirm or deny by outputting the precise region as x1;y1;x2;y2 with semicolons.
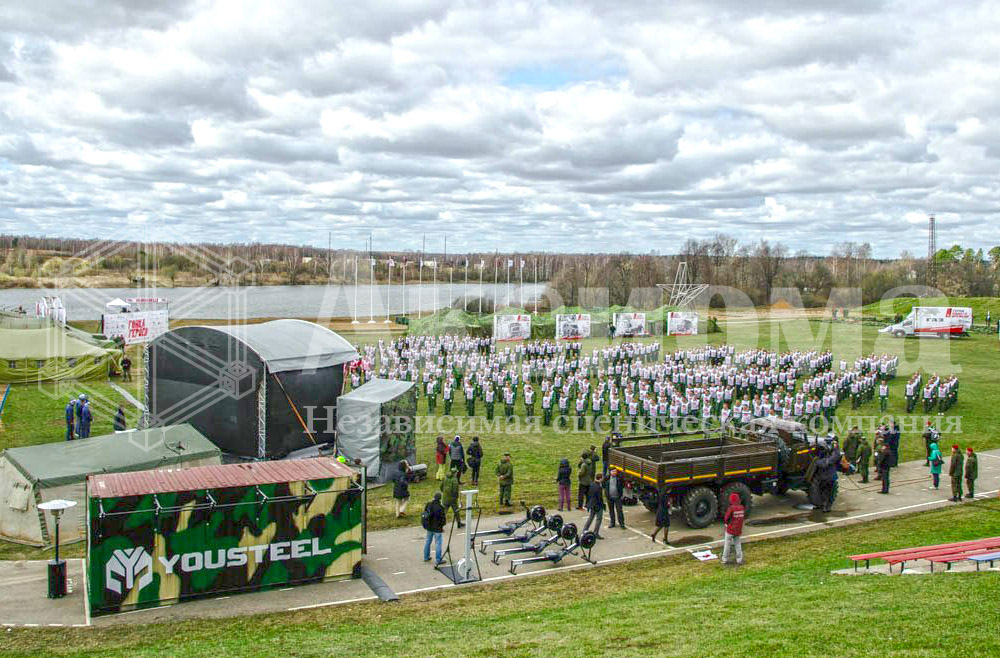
479;260;484;314
402;260;407;318
384;258;392;323
351;256;359;324
493;259;498;309
418;259;423;319
534;258;538;314
433;262;438;313
464;258;469;311
519;259;524;309
368;257;375;323
449;263;453;311
506;260;510;307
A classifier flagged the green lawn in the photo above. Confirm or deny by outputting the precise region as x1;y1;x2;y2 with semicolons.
861;295;1000;322
4;498;999;657
3;319;998;562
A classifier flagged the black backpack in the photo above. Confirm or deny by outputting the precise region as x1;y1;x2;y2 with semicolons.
421;503;433;530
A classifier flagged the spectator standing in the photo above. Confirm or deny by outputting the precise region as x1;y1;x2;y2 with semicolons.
113;405;127;432
435;436;448;481
78;397;92;438
64;397;76;441
556;458;572;511
965;447;978;499
449;436;465;483
650;490;671;545
855;437;872;484
467;437;483;485
929;441;943;489
421;493;446;564
948;444;965;502
121;354;132;382
604;468;626;529
440;466;464;528
392;460;412;518
601;436;612;478
875;443;892;494
582;474;605;539
576;452;593;510
721;492;745;566
495;453;514;508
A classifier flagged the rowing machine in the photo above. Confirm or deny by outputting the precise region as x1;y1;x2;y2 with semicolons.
471;503;539;541
478;505;547;554
508;524;599;574
490;515;564;564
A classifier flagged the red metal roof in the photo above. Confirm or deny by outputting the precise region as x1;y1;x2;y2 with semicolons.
88;457;356;499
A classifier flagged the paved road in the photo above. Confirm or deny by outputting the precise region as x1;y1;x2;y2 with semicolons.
2;450;997;628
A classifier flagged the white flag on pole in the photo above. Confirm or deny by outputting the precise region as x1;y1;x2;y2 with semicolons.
507;259;513;268
520;259;525;268
370;258;376;267
388;258;395;267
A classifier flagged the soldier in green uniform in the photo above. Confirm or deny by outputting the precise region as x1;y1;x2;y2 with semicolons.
948;444;964;502
440;466;464;528
843;428;860;464
855;436;872;484
965;447;978;498
426;379;438;414
495;453;514;507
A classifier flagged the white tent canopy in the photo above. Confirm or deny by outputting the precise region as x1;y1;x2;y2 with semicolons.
105;298;131;311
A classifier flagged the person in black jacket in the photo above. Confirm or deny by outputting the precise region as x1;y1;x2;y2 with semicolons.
113;405;127;432
582;474;605;539
422;492;446;563
650;490;671;545
467;437;483;485
556;458;572;511
604;468;626;529
392;460;412;518
601;436;613;478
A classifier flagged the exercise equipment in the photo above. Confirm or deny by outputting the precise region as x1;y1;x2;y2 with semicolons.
478;505;548;554
508;523;600;574
490;514;564;564
471;503;537;541
436;489;483;585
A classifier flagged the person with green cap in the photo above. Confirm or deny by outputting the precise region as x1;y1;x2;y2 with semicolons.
440;466;463;528
948;444;965;502
495;453;514;507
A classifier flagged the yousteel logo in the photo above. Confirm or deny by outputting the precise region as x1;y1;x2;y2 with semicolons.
105;547;153;595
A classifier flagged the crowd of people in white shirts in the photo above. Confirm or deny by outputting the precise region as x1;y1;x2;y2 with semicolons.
346;337;925;432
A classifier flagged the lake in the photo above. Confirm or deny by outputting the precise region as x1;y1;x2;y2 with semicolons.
0;282;547;321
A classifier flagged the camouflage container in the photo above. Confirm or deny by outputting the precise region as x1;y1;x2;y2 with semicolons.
86;458;362;615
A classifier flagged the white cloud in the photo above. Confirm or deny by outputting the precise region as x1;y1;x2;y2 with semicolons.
1;0;1000;255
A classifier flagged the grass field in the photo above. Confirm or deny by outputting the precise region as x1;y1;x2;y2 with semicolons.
3;498;999;657
861;295;1000;322
2;318;997;563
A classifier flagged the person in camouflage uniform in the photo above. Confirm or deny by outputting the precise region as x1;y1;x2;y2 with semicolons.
948;444;964;502
964;447;978;498
495;453;514;507
440;467;464;528
855;436;872;484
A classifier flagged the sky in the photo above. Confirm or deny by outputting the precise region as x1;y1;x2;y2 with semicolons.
1;0;1000;257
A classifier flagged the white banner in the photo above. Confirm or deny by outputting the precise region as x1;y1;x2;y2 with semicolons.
613;312;646;337
667;311;699;336
494;314;531;341
556;314;591;339
102;310;170;345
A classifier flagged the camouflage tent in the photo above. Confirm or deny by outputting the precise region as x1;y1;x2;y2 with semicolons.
0;321;121;383
336;378;416;481
0;424;220;546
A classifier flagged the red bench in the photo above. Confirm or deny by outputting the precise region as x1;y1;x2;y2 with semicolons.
849;537;1000;571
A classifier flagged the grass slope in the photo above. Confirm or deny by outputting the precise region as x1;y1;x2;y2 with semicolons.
861;296;1000;321
3;499;999;657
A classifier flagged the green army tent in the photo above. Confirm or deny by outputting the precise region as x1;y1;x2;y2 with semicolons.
0;322;121;383
0;424;221;546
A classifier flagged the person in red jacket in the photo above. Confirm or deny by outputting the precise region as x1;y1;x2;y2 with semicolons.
722;493;745;566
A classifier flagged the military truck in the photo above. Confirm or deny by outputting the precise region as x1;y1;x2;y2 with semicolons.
607;418;827;528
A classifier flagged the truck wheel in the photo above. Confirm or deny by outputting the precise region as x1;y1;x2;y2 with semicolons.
893;330;905;338
720;482;753;519
682;487;718;529
771;479;790;496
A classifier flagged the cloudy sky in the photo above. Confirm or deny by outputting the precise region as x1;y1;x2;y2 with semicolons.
2;0;999;257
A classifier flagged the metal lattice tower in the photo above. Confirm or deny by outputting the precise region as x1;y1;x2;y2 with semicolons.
657;261;709;309
927;215;936;285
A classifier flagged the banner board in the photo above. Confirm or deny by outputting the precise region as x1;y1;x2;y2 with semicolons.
667;311;699;336
494;314;531;341
613;312;646;337
102;310;169;345
556;314;591;340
